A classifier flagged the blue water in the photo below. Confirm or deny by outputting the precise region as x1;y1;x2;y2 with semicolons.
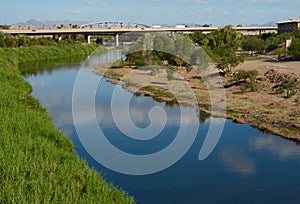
25;50;300;204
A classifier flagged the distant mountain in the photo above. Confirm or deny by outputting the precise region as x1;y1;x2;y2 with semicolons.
15;19;89;29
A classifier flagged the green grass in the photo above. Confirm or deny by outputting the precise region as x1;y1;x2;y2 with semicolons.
0;44;106;73
140;85;178;105
141;86;175;99
111;60;129;68
244;56;261;61
0;45;133;203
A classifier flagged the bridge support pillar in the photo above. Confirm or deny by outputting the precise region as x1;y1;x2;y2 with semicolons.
85;35;91;44
116;34;119;46
171;31;175;38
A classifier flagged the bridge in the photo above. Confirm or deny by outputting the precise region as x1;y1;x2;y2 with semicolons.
80;21;150;29
1;21;277;45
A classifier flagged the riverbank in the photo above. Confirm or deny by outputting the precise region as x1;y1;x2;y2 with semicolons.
0;45;133;203
94;58;300;141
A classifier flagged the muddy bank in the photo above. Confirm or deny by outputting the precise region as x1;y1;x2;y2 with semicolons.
93;59;300;141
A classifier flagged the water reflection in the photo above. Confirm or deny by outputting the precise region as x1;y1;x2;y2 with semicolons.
24;50;300;204
249;136;300;160
220;148;256;176
199;111;212;124
24;49;122;136
20;56;85;77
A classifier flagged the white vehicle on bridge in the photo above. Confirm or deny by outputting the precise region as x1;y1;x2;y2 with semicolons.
151;25;162;29
175;24;187;28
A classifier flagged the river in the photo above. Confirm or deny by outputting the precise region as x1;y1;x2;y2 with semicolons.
24;49;300;204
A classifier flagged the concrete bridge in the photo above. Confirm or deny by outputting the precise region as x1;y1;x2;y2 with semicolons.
1;22;277;45
80;21;150;29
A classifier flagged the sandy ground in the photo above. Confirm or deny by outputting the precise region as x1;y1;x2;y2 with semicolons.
94;58;300;141
219;58;299;139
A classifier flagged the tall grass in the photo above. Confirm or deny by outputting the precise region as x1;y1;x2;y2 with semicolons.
0;45;133;203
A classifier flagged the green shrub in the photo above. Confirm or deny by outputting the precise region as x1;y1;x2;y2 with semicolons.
246;83;259;92
111;60;128;68
230;70;258;83
228;70;259;94
289;38;300;60
239;83;258;93
240;85;247;94
279;79;295;90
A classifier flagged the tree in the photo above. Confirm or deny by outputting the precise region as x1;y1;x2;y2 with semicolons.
206;26;244;73
289;38;300;60
128;33;154;55
126;33;156;67
213;46;244;73
242;36;265;55
0;32;6;47
142;33;154;52
174;35;193;61
190;48;211;71
57;24;64;29
294;28;300;38
18;35;31;47
153;34;175;63
188;31;208;46
259;33;274;41
0;25;10;29
265;36;281;52
4;36;18;47
153;34;175;54
207;26;243;50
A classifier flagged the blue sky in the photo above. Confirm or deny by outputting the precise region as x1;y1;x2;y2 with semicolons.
1;0;300;26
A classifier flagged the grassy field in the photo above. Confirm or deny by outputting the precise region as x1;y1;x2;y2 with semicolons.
0;45;134;203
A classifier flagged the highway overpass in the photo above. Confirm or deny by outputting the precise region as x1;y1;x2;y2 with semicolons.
1;26;277;45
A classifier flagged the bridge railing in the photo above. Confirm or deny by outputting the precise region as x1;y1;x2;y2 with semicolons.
80;22;150;29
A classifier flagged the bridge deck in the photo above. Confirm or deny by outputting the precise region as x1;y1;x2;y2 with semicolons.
1;26;277;36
